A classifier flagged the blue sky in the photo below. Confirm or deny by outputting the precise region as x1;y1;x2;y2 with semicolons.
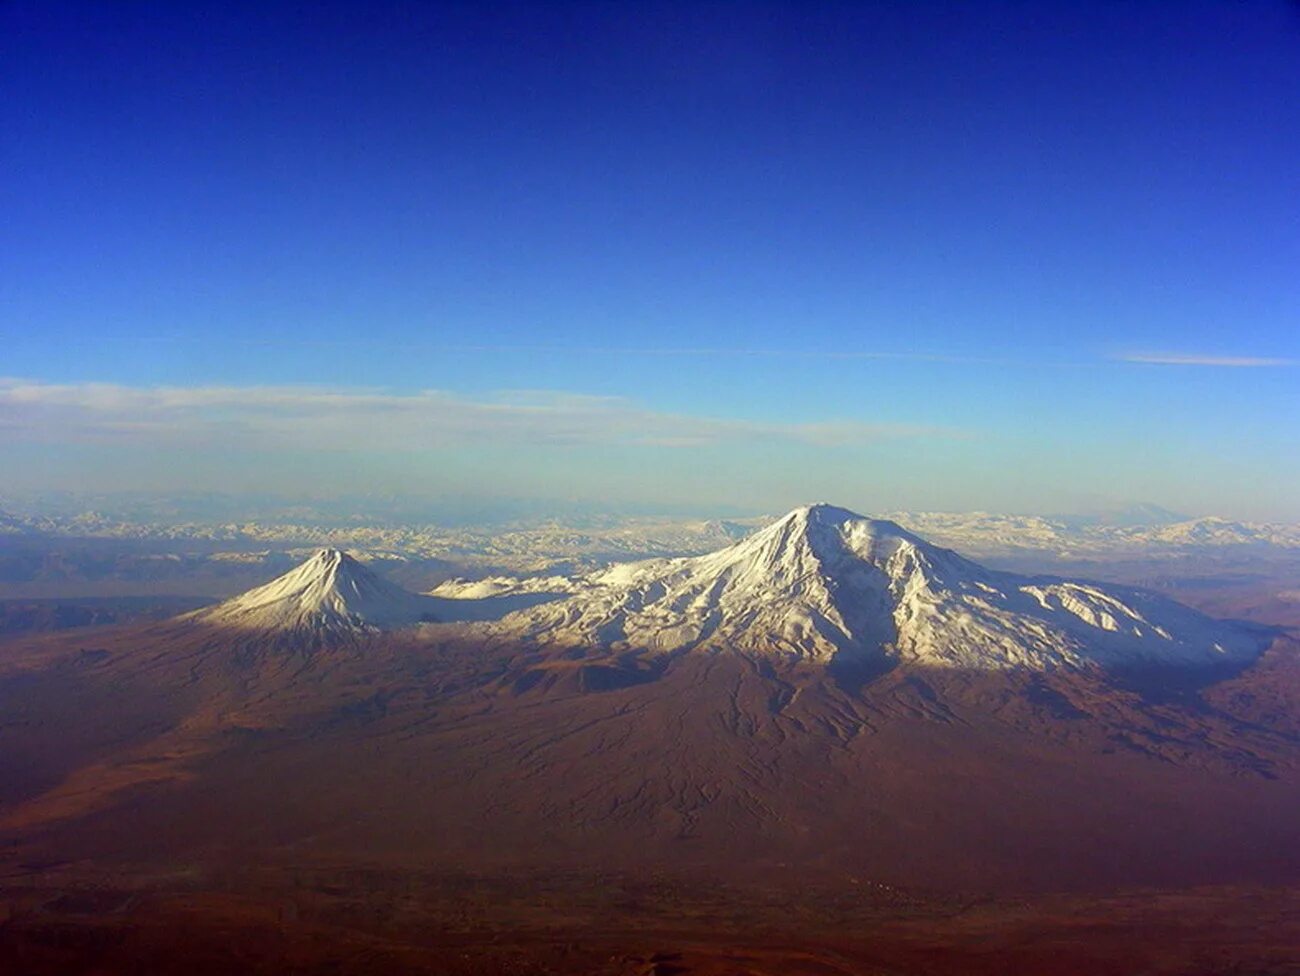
2;1;1298;519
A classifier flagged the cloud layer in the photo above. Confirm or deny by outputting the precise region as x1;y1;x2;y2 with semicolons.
1116;353;1297;367
0;379;948;451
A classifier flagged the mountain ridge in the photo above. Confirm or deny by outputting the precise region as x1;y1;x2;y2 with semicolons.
484;504;1269;670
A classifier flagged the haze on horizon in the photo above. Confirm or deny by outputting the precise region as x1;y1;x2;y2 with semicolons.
3;1;1298;520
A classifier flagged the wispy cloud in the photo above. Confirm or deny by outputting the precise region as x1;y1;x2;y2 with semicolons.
0;379;954;451
1116;353;1298;368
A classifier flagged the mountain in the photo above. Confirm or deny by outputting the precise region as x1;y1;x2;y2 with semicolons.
0;509;1298;972
184;547;435;636
489;504;1267;670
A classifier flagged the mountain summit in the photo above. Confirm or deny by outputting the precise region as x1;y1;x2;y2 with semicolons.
493;504;1267;670
189;548;434;636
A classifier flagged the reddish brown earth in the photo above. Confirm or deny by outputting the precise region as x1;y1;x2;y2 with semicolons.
1;610;1298;973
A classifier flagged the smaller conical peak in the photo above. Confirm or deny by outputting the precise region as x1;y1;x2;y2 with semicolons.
309;547;349;568
285;548;361;588
303;547;377;581
189;546;432;635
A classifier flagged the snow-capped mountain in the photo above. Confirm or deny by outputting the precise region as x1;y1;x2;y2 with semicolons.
488;504;1267;670
187;547;435;635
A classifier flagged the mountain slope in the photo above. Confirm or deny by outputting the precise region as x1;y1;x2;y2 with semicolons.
185;547;435;636
490;504;1268;669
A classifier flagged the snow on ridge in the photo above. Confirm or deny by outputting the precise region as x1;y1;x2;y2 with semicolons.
430;575;578;600
486;504;1269;671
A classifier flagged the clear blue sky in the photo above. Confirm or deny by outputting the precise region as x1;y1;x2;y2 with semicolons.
2;1;1298;519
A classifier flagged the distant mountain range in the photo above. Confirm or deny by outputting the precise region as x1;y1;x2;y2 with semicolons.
2;504;1299;581
884;510;1300;555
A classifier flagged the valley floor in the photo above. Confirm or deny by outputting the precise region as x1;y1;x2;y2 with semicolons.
1;863;1297;975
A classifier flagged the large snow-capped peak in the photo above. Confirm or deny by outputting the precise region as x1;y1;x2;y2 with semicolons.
490;504;1268;670
691;503;934;583
189;548;434;636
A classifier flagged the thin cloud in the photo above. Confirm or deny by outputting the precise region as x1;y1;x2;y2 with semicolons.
0;379;957;451
1117;353;1298;368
